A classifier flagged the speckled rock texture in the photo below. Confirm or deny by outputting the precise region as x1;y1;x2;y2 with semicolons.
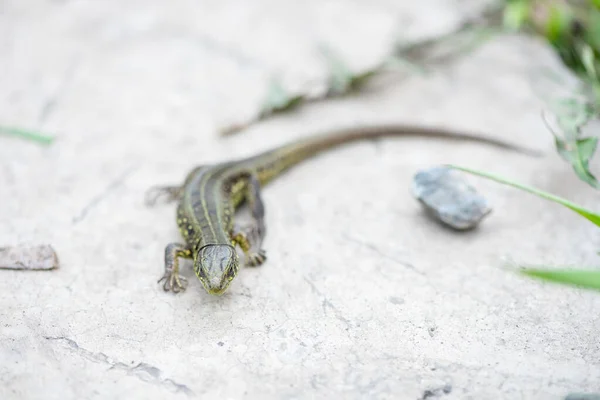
1;1;599;399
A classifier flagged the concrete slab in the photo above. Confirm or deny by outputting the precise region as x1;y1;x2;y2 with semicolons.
1;1;599;399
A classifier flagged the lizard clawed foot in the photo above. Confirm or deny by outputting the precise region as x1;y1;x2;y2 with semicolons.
158;269;188;293
247;249;267;267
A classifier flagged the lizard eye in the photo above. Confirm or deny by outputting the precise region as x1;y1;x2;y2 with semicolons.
196;265;207;280
226;267;236;280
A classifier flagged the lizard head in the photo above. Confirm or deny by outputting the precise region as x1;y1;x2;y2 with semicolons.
194;244;239;295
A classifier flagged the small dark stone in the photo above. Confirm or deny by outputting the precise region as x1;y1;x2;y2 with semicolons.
419;384;452;399
217;341;224;347
412;166;492;230
565;394;600;400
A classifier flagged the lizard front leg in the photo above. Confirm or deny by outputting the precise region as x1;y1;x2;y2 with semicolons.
232;174;267;267
158;243;192;293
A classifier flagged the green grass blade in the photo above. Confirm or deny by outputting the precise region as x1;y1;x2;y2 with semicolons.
581;43;597;79
0;126;54;145
558;135;600;189
447;164;600;227
521;268;600;291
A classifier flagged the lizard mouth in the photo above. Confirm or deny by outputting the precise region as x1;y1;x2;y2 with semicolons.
199;277;232;296
207;287;228;296
205;285;229;296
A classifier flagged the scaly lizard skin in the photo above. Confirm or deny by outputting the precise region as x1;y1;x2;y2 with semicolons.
146;124;540;295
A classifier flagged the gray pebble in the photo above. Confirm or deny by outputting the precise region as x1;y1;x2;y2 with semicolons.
565;394;600;400
0;244;59;270
412;166;491;230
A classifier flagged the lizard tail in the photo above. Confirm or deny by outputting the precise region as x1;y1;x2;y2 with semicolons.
242;124;542;186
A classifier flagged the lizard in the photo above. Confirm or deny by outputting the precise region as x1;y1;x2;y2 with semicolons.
146;124;541;295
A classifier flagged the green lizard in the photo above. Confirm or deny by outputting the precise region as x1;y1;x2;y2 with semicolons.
146;124;540;295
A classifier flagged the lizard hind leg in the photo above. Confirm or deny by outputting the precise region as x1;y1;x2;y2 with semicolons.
232;224;267;267
144;185;183;207
231;173;268;267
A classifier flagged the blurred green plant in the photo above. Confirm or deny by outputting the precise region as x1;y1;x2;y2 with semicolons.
220;48;394;136
220;6;505;135
503;0;600;188
225;1;600;192
220;0;600;199
449;163;600;292
0;126;54;145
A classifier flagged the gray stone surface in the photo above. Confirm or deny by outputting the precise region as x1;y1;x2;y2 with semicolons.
412;166;492;230
1;1;600;399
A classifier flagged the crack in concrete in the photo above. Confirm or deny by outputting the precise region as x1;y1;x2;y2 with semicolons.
342;234;422;275
303;276;352;330
44;336;194;397
72;164;138;224
38;57;80;123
